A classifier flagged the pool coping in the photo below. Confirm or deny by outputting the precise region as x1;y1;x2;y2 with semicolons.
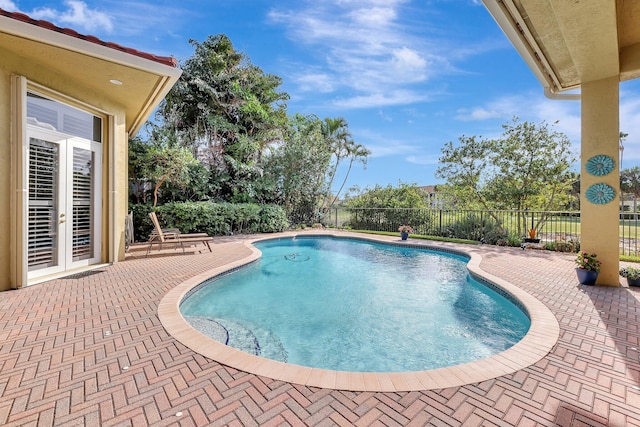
158;231;560;392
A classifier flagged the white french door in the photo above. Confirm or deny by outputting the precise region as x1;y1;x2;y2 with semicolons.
27;126;102;280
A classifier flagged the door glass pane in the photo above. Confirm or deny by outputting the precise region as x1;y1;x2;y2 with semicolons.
72;147;94;261
28;139;59;271
27;92;102;142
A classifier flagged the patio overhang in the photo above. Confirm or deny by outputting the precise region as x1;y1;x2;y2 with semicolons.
483;0;640;286
0;9;182;134
482;0;640;99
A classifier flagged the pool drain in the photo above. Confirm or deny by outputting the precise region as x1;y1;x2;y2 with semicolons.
283;253;310;262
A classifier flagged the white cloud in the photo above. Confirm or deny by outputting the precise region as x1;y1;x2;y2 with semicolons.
295;72;336;93
390;47;427;82
0;0;18;11
332;90;428;109
351;127;417;158
455;91;582;139
335;0;407;6
6;0;189;58
6;0;186;50
406;154;440;165
268;0;446;109
29;0;113;33
378;110;393;122
452;91;585;165
455;94;526;122
349;6;397;27
532;98;581;141
268;0;495;111
452;84;640;167
455;107;502;121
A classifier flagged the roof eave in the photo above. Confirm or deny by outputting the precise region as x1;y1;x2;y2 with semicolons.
0;12;182;135
482;0;580;100
128;74;176;135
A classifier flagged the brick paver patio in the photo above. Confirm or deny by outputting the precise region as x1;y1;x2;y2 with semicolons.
1;231;640;426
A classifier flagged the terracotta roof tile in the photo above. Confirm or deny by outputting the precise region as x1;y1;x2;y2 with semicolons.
0;7;178;68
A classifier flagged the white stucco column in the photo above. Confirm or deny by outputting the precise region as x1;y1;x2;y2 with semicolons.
580;76;620;286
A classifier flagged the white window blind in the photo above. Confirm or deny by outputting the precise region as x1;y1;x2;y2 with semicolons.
28;139;58;271
72;148;94;261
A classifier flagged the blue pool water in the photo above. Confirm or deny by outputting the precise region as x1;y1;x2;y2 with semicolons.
180;237;530;372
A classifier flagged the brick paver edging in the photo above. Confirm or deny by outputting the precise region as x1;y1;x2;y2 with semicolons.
158;231;560;392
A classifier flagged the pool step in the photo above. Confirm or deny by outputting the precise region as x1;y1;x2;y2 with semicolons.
252;326;288;363
218;318;261;356
188;317;288;362
184;316;228;343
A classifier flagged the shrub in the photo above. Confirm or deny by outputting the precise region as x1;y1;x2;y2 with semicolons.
505;230;522;247
128;201;289;241
444;214;507;244
129;203;154;241
575;251;601;272
257;205;290;233
553;240;576;252
620;266;640;280
346;208;433;234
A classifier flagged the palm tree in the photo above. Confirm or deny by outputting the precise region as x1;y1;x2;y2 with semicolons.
320;117;370;213
328;141;370;210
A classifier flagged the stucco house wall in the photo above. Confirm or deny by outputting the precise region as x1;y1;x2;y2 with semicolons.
0;9;181;290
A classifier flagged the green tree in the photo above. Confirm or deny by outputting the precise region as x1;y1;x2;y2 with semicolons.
320;117;370;212
346;183;428;209
147;146;196;208
566;171;581;210
159;162;214;203
128;128;198;208
621;166;640;215
128;136;152;204
262;114;332;223
436;117;576;235
345;183;430;232
158;34;289;201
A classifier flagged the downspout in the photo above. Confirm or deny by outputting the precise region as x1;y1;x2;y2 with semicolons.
544;87;580;101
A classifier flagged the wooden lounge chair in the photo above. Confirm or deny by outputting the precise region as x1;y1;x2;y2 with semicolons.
147;212;214;255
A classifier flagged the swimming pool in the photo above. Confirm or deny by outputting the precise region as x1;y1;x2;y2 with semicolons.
160;232;560;391
180;236;530;372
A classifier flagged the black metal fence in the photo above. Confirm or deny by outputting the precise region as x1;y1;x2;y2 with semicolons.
324;207;640;256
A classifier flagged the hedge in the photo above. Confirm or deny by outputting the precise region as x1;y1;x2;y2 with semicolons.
129;201;289;242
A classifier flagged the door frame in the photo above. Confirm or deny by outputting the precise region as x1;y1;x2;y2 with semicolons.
11;76;112;288
26;126;103;280
25;128;67;279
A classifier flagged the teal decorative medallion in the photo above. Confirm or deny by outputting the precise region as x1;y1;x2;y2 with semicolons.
585;183;615;204
585;154;615;176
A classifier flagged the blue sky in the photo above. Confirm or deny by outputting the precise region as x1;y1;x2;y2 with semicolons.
4;0;640;191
